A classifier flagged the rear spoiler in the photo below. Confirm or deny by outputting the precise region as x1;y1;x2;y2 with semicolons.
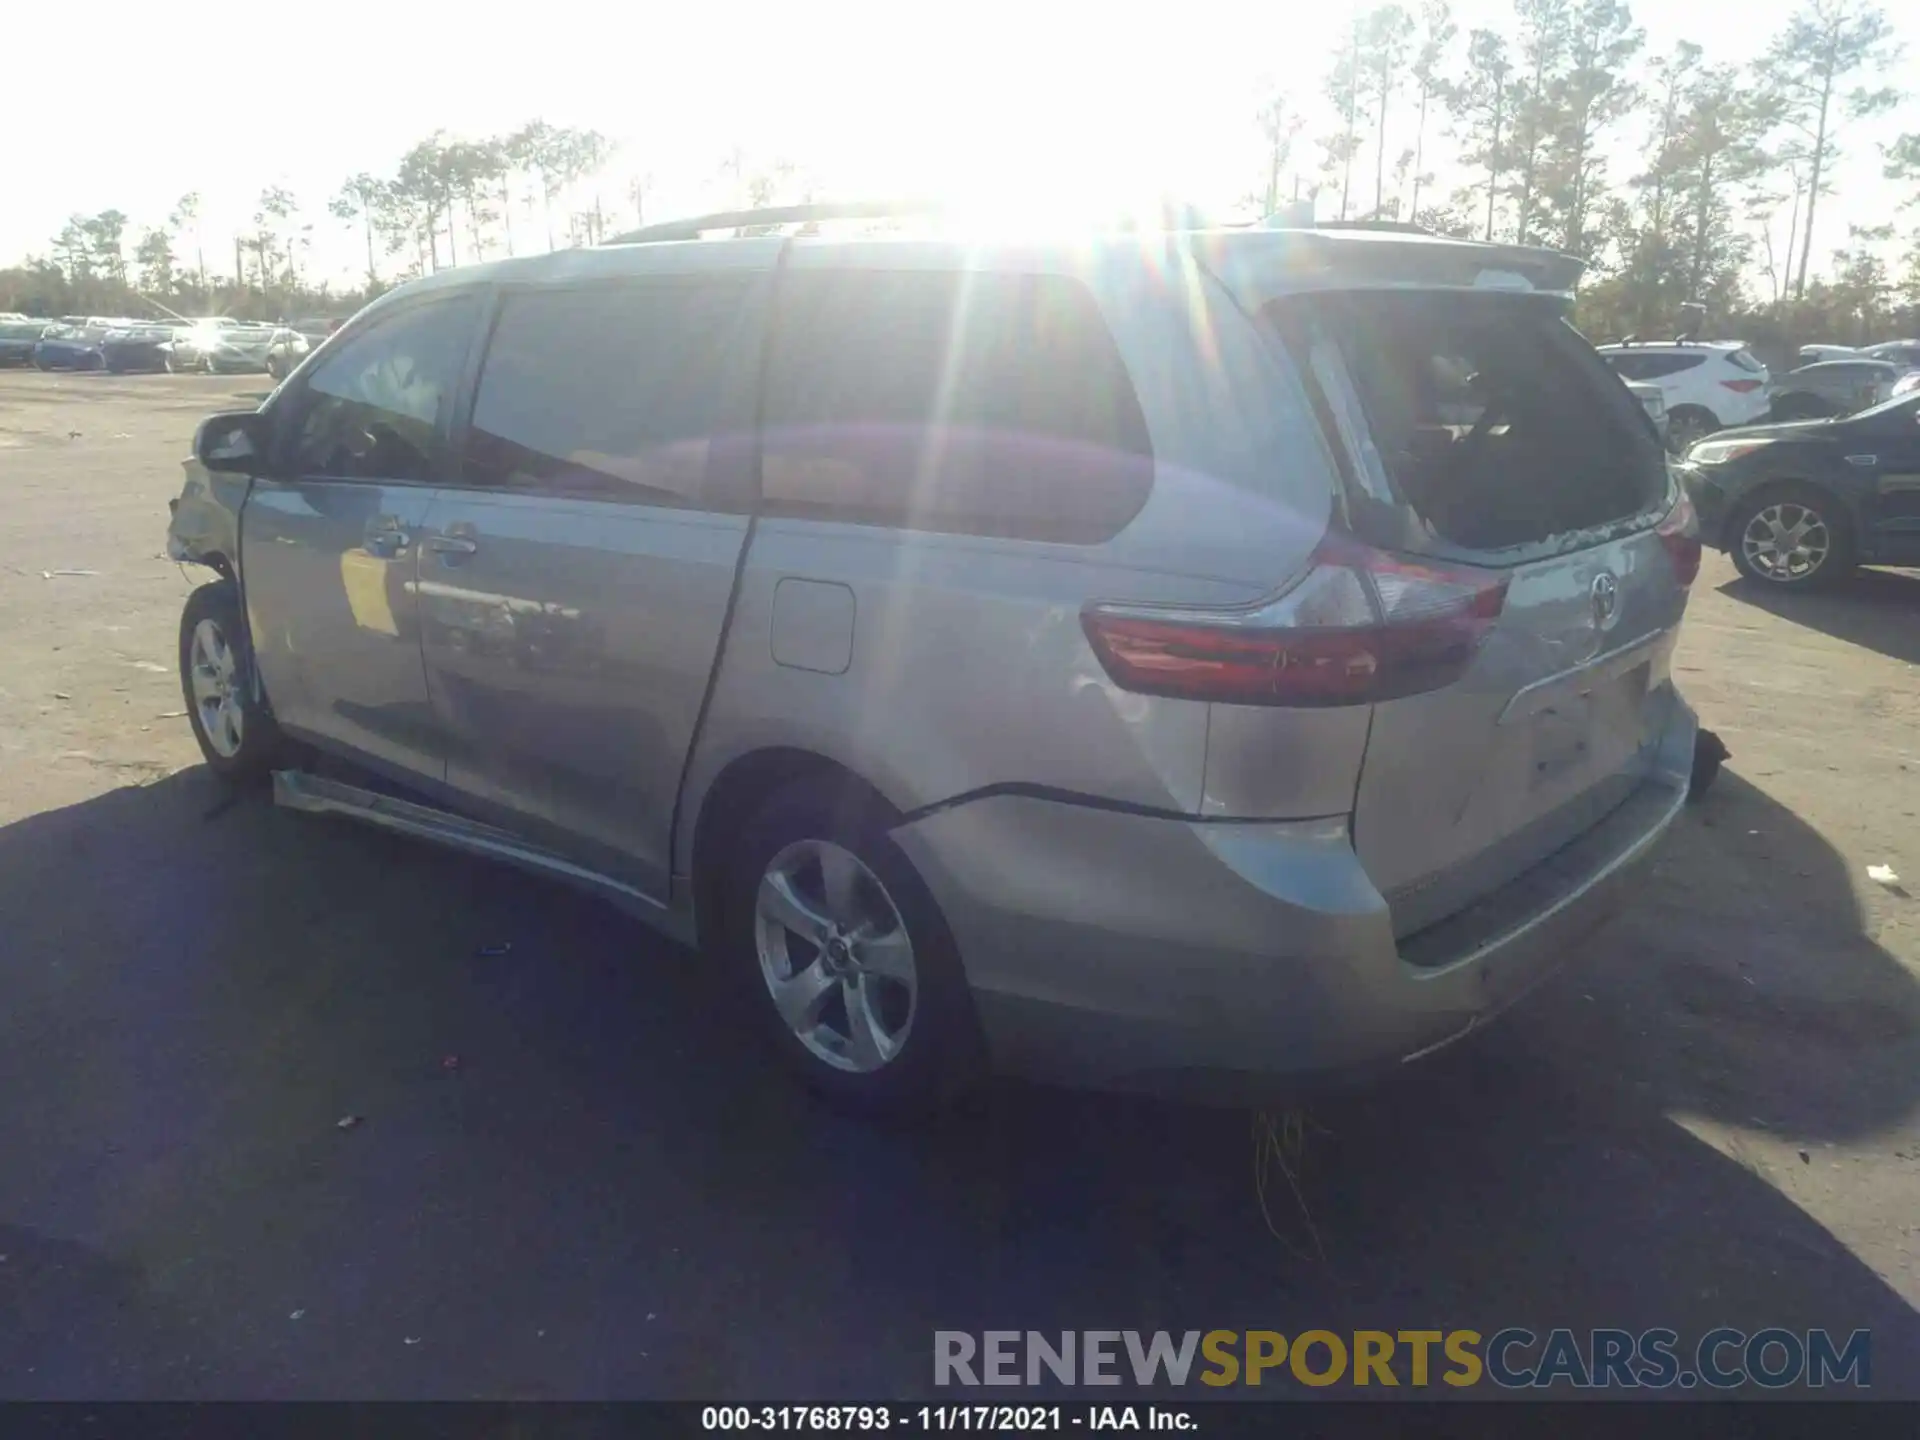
1190;228;1586;309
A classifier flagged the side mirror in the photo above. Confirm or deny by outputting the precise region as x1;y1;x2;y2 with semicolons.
194;410;267;474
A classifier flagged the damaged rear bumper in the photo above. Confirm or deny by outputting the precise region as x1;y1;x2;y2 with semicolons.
891;693;1696;1100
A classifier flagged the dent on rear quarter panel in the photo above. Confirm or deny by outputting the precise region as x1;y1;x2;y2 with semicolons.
673;524;1267;879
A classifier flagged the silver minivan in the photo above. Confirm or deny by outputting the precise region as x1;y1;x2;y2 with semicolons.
167;208;1701;1113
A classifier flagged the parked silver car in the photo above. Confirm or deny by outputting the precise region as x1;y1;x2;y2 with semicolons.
165;207;1701;1113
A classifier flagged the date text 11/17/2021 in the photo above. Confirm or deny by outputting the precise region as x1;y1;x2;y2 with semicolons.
701;1406;1194;1431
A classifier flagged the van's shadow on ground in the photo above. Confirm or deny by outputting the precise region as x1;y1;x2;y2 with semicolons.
1717;566;1920;667
0;766;1915;1398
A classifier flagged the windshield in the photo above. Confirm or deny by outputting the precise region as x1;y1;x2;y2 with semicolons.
1845;391;1920;424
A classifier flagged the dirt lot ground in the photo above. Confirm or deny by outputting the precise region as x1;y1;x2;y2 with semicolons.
1;370;1917;1400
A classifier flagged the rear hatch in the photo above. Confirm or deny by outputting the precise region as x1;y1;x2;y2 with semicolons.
1249;274;1693;939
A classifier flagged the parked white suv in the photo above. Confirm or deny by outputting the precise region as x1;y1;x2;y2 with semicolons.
1596;341;1771;452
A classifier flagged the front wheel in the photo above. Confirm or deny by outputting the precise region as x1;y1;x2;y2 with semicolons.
179;580;293;781
1729;484;1855;588
719;777;984;1117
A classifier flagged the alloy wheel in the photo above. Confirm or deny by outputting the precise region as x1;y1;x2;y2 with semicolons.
1740;500;1831;584
188;617;245;758
753;838;918;1074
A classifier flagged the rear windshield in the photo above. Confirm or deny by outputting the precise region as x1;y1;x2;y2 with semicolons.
1267;291;1667;556
1727;349;1765;373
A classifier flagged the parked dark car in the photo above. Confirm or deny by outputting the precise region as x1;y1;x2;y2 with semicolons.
1769;359;1901;420
32;325;111;370
101;325;182;373
0;320;47;366
1676;390;1920;587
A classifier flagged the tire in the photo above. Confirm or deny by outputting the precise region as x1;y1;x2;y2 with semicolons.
717;776;985;1117
178;580;293;781
1666;407;1717;456
1728;482;1856;589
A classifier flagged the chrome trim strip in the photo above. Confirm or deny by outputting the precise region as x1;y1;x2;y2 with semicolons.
1496;629;1671;727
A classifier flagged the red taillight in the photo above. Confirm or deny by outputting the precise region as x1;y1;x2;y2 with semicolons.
1720;378;1764;393
1081;535;1509;708
1657;492;1702;587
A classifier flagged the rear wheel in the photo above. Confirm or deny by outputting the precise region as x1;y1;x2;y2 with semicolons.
179;580;294;781
1729;483;1855;588
719;777;984;1116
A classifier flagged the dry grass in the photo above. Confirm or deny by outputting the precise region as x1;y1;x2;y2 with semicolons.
1251;1107;1329;1265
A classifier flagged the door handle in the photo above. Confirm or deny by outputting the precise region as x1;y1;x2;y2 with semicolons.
363;517;411;557
423;534;479;556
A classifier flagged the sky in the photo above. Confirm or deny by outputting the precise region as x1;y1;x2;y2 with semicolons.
7;0;1916;291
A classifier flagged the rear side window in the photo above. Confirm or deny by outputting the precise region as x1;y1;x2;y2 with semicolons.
464;280;759;508
1605;351;1704;379
761;270;1152;542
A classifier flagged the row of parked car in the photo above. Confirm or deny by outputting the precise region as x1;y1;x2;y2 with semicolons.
1599;335;1920;453
1595;335;1920;589
0;313;337;379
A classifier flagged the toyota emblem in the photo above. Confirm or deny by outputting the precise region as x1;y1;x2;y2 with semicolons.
1591;572;1620;629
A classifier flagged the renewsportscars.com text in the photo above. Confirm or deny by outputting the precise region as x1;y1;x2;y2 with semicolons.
933;1328;1871;1390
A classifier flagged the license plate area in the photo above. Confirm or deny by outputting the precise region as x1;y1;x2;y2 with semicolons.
1529;662;1650;791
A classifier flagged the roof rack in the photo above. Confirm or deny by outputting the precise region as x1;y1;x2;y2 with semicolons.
604;197;1247;247
603;200;945;246
1307;219;1435;235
